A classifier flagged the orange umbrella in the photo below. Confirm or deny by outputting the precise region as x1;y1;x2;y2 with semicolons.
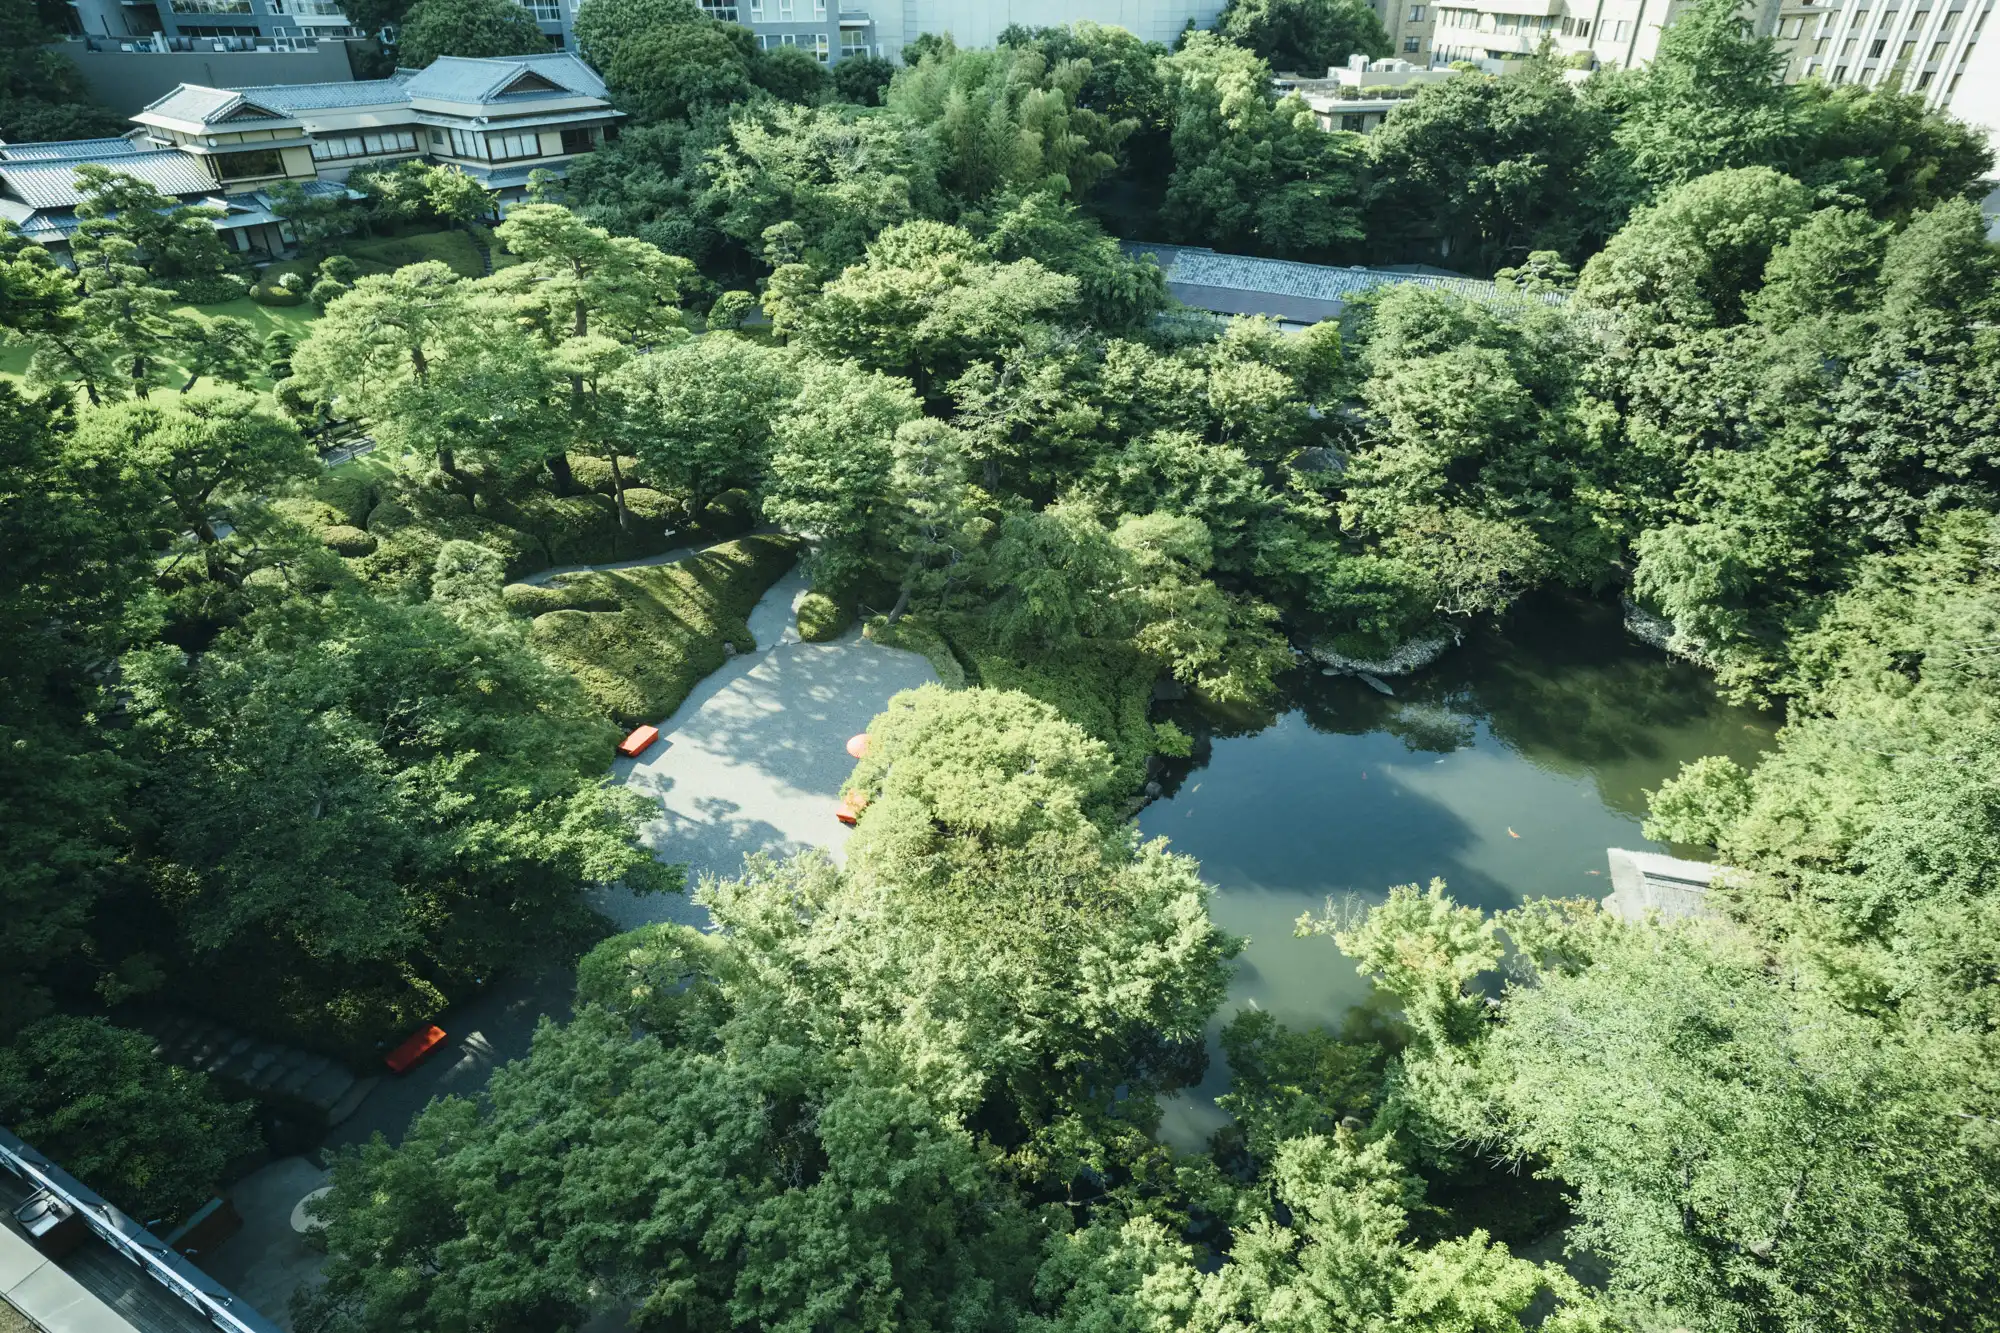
845;733;871;759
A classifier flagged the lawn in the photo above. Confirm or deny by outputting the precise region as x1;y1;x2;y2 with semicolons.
339;227;487;278
0;296;320;393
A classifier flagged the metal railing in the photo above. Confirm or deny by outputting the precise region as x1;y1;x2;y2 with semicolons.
0;1126;284;1333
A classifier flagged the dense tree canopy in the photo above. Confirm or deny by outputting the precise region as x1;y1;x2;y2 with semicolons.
394;0;549;68
1215;0;1392;75
5;15;1999;1333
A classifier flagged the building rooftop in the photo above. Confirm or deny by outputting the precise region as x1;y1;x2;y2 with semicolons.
0;150;220;210
137;54;609;131
402;53;608;104
231;75;416;113
0;137;145;162
0;1129;280;1333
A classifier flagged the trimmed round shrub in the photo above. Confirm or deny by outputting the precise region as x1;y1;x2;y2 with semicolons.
620;487;678;523
568;453;646;494
694;488;757;540
797;590;852;642
173;272;250;304
252;283;304;307
320;524;378;557
314;474;376;527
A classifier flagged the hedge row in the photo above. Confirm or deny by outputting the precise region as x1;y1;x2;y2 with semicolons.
519;535;803;727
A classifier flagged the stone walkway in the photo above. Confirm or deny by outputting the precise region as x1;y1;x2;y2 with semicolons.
599;563;938;930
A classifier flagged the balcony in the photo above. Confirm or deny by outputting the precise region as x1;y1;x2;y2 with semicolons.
269;0;348;14
169;0;254;13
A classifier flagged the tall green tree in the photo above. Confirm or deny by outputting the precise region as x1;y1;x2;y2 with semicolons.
393;0;548;68
289;261;560;486
612;332;797;518
0;386;154;1028
1215;0;1391;74
1365;59;1618;272
69;386;314;586
569;0;700;70
1160;33;1368;259
1608;0;1798;198
0;1017;259;1227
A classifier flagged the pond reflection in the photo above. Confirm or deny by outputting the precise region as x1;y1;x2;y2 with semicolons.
1142;593;1778;1147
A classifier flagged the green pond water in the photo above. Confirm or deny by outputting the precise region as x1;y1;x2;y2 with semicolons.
1141;594;1779;1149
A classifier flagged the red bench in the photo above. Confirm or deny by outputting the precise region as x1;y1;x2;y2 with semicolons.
618;725;660;758
384;1024;447;1074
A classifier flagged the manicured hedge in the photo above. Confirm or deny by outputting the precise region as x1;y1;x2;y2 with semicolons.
320;524;377;556
524;535;802;726
567;453;645;494
502;580;621;616
796;590;853;642
864;614;967;689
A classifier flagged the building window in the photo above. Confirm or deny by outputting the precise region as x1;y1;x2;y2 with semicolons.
1781;16;1803;35
215;147;284;179
448;126;486;158
310;128;420;160
1575;18;1589;35
777;0;792;16
841;26;867;52
1341;112;1364;131
169;0;254;12
697;0;738;16
1929;39;1947;57
1900;38;1916;57
560;126;596;154
1404;35;1420;50
1917;68;1933;84
814;0;826;15
520;0;561;19
430;128;445;146
1408;3;1425;19
749;0;762;14
1870;36;1886;53
487;130;542;160
1613;18;1630;39
1832;62;1848;78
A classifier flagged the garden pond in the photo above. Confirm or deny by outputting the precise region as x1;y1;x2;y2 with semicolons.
1142;593;1780;1148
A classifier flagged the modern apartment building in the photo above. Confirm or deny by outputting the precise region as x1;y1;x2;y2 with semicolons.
688;0;1232;63
1766;0;1997;109
1430;0;1693;68
70;0;362;43
1367;0;1439;63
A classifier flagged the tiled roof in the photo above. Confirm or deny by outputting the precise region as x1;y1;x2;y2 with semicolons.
404;53;607;104
253;178;356;205
245;75;417;112
0;150;217;209
0;137;143;162
140;84;273;125
1125;242;1565;308
460;162;555;189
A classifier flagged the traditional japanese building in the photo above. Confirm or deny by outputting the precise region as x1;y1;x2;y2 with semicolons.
0;52;618;256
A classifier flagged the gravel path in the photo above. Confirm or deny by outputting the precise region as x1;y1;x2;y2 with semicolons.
594;563;939;931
